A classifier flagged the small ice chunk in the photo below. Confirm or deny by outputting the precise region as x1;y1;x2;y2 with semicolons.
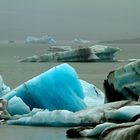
8;96;30;115
80;80;105;107
0;75;10;97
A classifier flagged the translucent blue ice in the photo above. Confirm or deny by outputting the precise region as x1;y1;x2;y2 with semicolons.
106;105;140;121
80;80;105;107
4;63;86;112
81;122;115;137
7;109;81;126
8;96;30;115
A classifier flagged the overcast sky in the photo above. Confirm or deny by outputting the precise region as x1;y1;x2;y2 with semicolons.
0;0;140;40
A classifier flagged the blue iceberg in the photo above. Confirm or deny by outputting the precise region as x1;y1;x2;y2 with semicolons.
4;63;86;112
7;96;30;115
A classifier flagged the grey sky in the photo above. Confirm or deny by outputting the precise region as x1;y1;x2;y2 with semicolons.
0;0;140;40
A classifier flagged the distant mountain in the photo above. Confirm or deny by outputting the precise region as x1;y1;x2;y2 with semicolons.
99;37;140;44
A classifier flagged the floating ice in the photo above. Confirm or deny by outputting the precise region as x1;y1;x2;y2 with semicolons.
67;118;140;139
80;80;105;107
99;119;140;140
4;63;86;112
7;109;81;126
80;122;115;137
7;96;30;115
104;60;140;102
20;45;120;62
73;38;91;44
67;122;115;138
7;100;140;126
105;105;140;122
25;35;56;45
1;63;105;116
48;46;72;52
0;75;10;97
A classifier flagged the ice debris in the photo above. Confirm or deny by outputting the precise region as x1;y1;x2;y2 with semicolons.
0;99;11;120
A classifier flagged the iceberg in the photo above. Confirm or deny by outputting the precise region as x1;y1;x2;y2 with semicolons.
1;63;105;116
25;35;56;45
3;63;86;112
80;80;105;107
19;45;120;62
7;100;140;126
99;119;140;140
48;46;72;52
104;60;140;102
73;38;91;44
67;122;115;138
7;96;30;115
67;118;140;139
105;105;140;122
0;75;10;97
8;109;81;126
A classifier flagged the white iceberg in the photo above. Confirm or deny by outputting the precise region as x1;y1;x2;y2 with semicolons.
48;46;72;52
67;122;115;138
7;109;81;126
80;80;105;107
20;45;120;62
25;35;56;45
73;38;91;44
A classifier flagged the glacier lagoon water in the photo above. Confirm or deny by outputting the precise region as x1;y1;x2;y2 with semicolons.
0;42;140;140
